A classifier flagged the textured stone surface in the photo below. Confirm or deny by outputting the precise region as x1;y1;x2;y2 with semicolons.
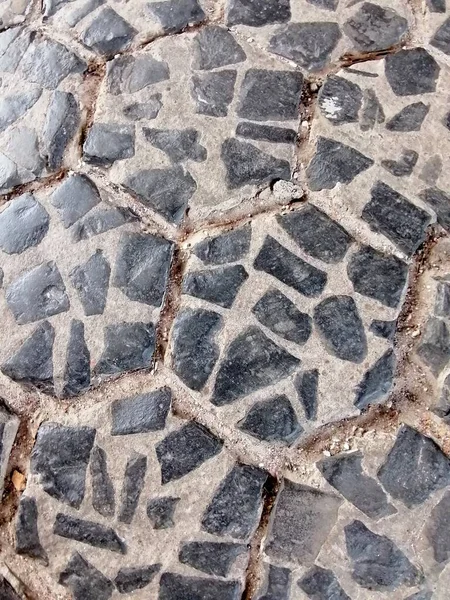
179;541;246;577
343;3;408;52
111;388;171;435
193;26;246;70
0;194;49;254
183;264;248;308
299;566;350;600
53;513;126;553
193;225;251;265
59;553;114;600
238;395;302;444
159;572;240;600
63;320;90;397
15;496;48;563
385;49;440;96
318;75;362;125
354;349;396;410
70;251;110;316
94;322;155;376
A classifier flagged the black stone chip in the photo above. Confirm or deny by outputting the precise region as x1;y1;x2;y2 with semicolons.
54;513;126;554
179;541;246;577
182;264;248;308
238;395;303;444
147;497;180;529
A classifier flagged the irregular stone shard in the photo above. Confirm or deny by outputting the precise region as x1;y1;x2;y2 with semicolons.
314;296;367;363
343;3;408;52
268;22;341;71
298;566;350;600
72;207;136;242
252;288;312;345
90;446;115;518
256;564;291;600
6;127;44;177
236;122;297;144
15;496;48;563
81;7;136;55
381;149;418;177
238;395;302;444
94;321;155;375
227;0;290;26
70;250;110;317
221;138;291;188
344;520;422;590
113;232;173;307
114;565;161;594
420;155;442;186
179;541;246;577
377;425;450;507
111;388;171;435
143;128;207;162
294;369;318;421
31;422;95;508
420;187;450;232
202;464;267;539
193;224;251;265
434;373;450;423
191;70;237;117
123;97;163;121
431;17;450;55
106;54;169;95
147;496;180;529
385;102;429;131
63;0;104;23
159;572;241;600
50;173;101;228
355;349;396;410
171;308;222;390
306;137;374;191
118;452;147;524
20;38;85;89
193;26;246;70
83;123;135;166
385;48;440;96
425;490;450;563
0;152;21;191
347;245;408;308
1;321;55;392
318;75;362;125
416;317;450;375
43;0;70;16
404;592;433;600
63;320;90;397
435;278;450;318
59;552;114;600
149;0;205;32
360;88;385;131
54;513;126;554
0;89;41;133
0;576;22;600
0;27;28;73
212;325;299;406
307;0;338;9
370;319;396;341
318;451;396;520
183;265;248;308
0;403;19;496
0;193;49;254
265;480;342;565
43;90;80;170
124;166;196;224
426;0;446;11
254;235;327;297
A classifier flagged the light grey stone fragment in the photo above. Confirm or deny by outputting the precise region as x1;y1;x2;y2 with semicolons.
50;173;101;228
417;317;450;375
0;152;21;191
0;89;41;133
90;446;115;518
111;388;171;435
6;127;44;176
70;250;110;316
0;27;28;73
15;496;48;563
381;149;419;177
43;0;71;17
143;127;207;162
256;564;291;600
42;91;80;170
59;553;114;600
360;88;385;130
66;0;104;26
193;225;251;265
81;7;136;56
420;155;442;186
83;123;135;166
123;96;162;120
0;193;49;254
193;26;246;70
149;0;205;33
192;70;237;117
106;54;169;95
343;3;408;51
62;320;90;397
20;39;85;89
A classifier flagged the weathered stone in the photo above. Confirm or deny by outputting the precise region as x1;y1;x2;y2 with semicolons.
307;0;338;9
118;452;147;524
54;513;126;554
71;207;135;242
147;496;179;529
378;425;450;507
0;403;19;497
94;322;155;375
221;139;291;188
431;17;450;55
236;122;297;144
59;553;114;600
212;326;299;406
404;592;433;600
294;369;318;421
0;27;29;73
254;236;327;297
42;91;80;171
124;166;196;224
62;320;90;397
0;193;49;254
202;464;267;539
65;0;104;26
227;0;290;26
345;520;422;590
193;224;251;265
111;388;171;435
347;245;408;308
386;102;430;131
149;0;205;33
83;123;135;166
81;7;136;55
344;3;408;51
179;541;246;577
50;174;101;228
265;480;342;565
298;566;350;600
435;278;450;317
256;564;291;600
70;250;110;317
192;70;237;117
370;319;397;340
269;22;341;71
318;75;362;125
434;373;450;423
1;321;55;392
0;576;22;600
156;422;222;484
238;395;302;444
360;88;385;131
15;496;48;563
6;127;44;177
420;155;442;186
143;128;207;162
425;489;450;563
20;38;85;89
193;26;246;70
159;573;240;600
183;265;248;308
123;96;163;120
0;152;22;191
416;317;450;375
0;89;41;133
171;308;222;391
43;0;71;16
30;422;95;507
314;296;367;363
114;565;161;594
427;0;446;11
318;451;396;519
106;54;169;95
90;446;115;518
252;288;312;345
385;48;440;96
0;267;3;288
381;149;419;177
420;187;450;232
355;349;396;410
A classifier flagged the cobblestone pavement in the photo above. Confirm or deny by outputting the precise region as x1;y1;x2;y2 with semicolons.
1;0;450;598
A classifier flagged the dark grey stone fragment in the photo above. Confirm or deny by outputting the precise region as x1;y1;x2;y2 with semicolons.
265;480;342;565
378;424;450;507
294;370;318;420
193;26;246;70
238;395;302;444
307;0;338;9
147;496;179;529
385;48;440;96
355;349;396;410
149;0;205;32
59;553;114;600
123;96;163;121
370;319;396;340
70;250;110;317
347;245;408;308
445;112;450;131
431;17;450;55
435;278;450;317
252;288;312;345
66;0;104;26
221;139;291;189
171;308;222;391
0;268;3;288
212;325;299;406
236;122;297;144
345;520;422;590
237;69;303;122
227;0;290;26
20;39;85;89
318;75;362;125
344;3;408;51
114;565;161;594
269;22;341;71
50;174;101;228
113;232;173;306
31;422;95;508
420;187;450;232
118;452;147;524
386;102;429;131
179;541;246;577
1;321;54;392
0;576;22;600
202;463;267;539
427;0;446;11
143;128;207;162
416;317;450;375
54;513;126;554
318;451;396;520
425;489;450;563
124;166;196;224
6;261;69;325
434;373;450;422
62;320;90;398
106;54;169;95
71;207;135;242
314;296;367;363
156;422;222;484
111;388;171;435
254;235;327;297
15;496;48;563
43;91;80;170
83;123;135;166
0;89;41;133
192;70;236;117
183;264;248;308
298;566;350;600
90;446;115;518
94;322;155;375
256;564;291;600
81;7;136;55
159;573;240;600
193;225;251;265
0;193;49;254
360;88;385;131
381;149;419;177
